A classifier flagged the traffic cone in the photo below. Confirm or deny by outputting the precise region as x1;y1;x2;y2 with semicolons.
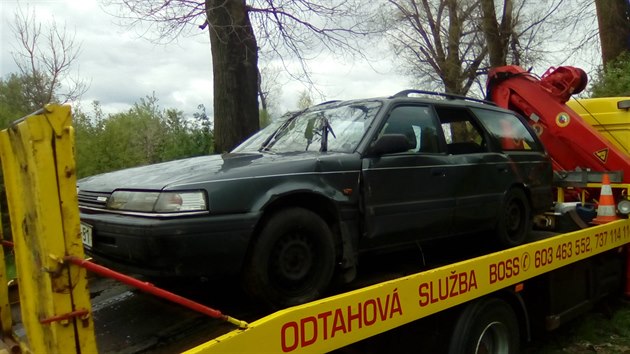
592;173;621;224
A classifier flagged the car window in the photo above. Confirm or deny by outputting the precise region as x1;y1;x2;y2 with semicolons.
232;118;287;152
472;108;540;151
434;106;486;155
378;105;441;153
233;101;382;153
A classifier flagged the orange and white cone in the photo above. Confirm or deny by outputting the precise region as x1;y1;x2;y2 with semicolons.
592;173;621;224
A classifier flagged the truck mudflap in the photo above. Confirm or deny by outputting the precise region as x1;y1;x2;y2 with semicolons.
186;220;630;354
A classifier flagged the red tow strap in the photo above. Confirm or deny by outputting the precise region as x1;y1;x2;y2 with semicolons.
64;255;248;329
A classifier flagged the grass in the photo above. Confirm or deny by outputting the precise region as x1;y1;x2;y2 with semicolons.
4;252;15;280
525;299;630;354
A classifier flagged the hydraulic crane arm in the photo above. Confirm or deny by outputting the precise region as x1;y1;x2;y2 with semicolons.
487;65;630;183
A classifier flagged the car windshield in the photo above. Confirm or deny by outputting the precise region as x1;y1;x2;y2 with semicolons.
233;100;382;153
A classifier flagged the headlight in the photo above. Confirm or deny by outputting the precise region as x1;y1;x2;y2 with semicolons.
155;191;207;212
107;190;208;213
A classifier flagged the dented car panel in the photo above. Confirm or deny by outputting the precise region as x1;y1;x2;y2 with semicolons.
79;152;363;277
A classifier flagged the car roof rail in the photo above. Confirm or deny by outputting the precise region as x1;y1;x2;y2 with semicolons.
314;100;342;106
390;89;496;106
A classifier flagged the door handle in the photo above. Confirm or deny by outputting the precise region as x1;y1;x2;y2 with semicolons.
497;165;509;173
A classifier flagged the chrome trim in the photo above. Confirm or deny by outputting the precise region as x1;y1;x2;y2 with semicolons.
79;205;210;218
364;160;543;172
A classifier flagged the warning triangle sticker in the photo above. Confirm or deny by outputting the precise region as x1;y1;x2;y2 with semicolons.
594;149;608;163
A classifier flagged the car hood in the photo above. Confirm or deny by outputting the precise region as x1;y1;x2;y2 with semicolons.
77;152;358;193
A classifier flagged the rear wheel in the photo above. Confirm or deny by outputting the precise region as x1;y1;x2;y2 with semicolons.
243;207;336;309
496;188;531;248
448;298;520;354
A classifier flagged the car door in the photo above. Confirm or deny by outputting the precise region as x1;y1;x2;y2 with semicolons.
361;104;456;249
471;107;553;212
433;106;512;235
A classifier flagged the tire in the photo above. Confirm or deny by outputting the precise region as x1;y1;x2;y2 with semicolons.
496;188;531;248
448;298;520;354
243;207;336;310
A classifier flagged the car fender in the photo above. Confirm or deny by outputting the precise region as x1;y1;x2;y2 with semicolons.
250;180;361;278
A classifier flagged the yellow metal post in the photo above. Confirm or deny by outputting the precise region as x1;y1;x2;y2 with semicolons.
557;187;565;203
0;105;97;353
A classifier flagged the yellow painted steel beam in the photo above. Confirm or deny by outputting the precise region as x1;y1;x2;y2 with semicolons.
0;105;97;353
187;219;630;354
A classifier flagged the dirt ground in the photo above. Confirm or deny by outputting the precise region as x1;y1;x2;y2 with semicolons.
524;299;630;354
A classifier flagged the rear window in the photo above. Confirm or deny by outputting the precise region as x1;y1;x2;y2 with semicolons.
472;108;540;151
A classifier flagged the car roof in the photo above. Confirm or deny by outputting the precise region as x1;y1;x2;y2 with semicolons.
389;89;496;106
311;90;512;114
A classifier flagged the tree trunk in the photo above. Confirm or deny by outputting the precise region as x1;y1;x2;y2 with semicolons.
595;0;630;66
206;0;260;153
480;0;512;68
444;0;463;94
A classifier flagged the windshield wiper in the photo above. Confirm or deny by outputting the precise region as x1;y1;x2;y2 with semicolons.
320;116;336;152
259;108;307;152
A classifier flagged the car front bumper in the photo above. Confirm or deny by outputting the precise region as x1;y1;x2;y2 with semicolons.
80;210;260;278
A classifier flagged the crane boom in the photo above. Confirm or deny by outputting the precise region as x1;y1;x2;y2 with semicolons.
487;65;630;182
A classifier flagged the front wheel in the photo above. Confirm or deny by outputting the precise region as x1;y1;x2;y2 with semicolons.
448;298;520;354
496;188;531;248
243;207;336;310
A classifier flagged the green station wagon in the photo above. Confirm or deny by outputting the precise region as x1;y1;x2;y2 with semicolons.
78;91;553;309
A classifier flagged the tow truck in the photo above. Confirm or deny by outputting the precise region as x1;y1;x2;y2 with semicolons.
1;65;630;354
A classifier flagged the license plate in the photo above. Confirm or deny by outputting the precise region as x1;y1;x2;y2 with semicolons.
81;223;93;248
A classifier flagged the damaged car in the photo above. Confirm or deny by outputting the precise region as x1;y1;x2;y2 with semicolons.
78;91;553;309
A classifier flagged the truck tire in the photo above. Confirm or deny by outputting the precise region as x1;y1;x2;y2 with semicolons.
448;298;520;354
243;207;336;310
496;188;531;248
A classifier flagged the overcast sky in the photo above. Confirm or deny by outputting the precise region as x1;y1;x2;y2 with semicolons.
0;0;601;120
0;0;413;118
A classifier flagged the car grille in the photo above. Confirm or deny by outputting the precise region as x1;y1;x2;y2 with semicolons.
77;191;111;209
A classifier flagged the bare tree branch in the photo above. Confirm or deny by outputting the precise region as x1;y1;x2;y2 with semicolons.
386;0;484;94
385;0;573;95
102;0;386;151
10;7;88;108
104;0;383;85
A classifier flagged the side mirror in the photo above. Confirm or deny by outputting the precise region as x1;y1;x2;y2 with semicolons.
369;134;413;155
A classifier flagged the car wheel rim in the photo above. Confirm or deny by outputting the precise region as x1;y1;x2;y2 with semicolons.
271;232;315;286
506;199;522;235
475;321;510;354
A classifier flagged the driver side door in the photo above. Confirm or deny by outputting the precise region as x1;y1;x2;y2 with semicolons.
361;105;456;248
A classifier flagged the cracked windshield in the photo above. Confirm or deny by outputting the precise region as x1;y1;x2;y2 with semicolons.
251;101;381;153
